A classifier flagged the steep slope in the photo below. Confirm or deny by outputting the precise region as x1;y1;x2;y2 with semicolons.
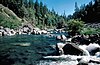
0;4;22;29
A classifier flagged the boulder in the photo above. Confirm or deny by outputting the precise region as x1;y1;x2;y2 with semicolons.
56;35;67;41
56;43;65;55
56;43;90;56
71;36;90;45
41;30;47;34
56;35;61;40
62;43;84;55
9;29;16;36
61;35;67;41
65;38;72;42
31;30;37;34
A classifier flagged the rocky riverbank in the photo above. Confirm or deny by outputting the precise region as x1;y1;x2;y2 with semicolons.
47;33;100;65
0;25;67;36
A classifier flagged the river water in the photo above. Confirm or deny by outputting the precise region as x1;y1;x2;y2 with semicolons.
0;34;61;65
0;34;100;65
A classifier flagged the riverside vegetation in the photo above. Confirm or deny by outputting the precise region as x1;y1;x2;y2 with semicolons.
0;0;100;36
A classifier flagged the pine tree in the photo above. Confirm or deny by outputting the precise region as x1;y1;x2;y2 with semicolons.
40;1;43;17
29;0;34;8
75;2;79;12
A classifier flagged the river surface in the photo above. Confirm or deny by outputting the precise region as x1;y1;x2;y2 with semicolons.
0;34;62;65
0;34;100;65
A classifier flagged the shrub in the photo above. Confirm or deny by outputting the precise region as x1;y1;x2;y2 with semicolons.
67;19;84;35
81;27;100;35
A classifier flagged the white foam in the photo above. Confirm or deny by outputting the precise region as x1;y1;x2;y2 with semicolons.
86;43;100;52
79;45;90;56
37;60;78;65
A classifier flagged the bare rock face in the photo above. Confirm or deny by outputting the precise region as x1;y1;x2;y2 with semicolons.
62;44;84;55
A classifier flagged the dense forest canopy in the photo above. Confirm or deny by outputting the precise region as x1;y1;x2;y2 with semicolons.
0;0;67;29
0;0;100;29
69;0;100;23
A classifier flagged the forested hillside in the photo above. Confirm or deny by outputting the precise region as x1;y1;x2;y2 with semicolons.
68;0;100;23
0;4;22;29
0;0;67;29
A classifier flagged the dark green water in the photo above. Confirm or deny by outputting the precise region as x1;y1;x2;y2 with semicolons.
0;35;59;65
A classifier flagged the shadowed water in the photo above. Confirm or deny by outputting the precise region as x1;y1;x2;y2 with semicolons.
0;35;59;65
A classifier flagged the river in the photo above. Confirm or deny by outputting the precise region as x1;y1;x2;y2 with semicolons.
0;34;60;65
0;34;100;65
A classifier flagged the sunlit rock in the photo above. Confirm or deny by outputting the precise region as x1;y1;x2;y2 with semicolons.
61;35;67;41
56;35;61;40
56;43;65;55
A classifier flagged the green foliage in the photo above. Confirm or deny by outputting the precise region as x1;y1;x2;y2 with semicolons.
0;0;67;29
67;19;84;33
69;0;100;23
81;27;95;34
81;27;100;35
0;12;21;29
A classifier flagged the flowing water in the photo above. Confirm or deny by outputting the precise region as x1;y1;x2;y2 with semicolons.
0;34;100;65
0;34;60;65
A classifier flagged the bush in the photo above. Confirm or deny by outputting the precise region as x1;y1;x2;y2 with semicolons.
81;27;100;35
67;19;84;35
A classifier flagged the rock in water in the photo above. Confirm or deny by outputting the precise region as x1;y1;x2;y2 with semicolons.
86;43;100;55
56;43;65;55
62;44;83;55
56;35;61;40
61;35;67;41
